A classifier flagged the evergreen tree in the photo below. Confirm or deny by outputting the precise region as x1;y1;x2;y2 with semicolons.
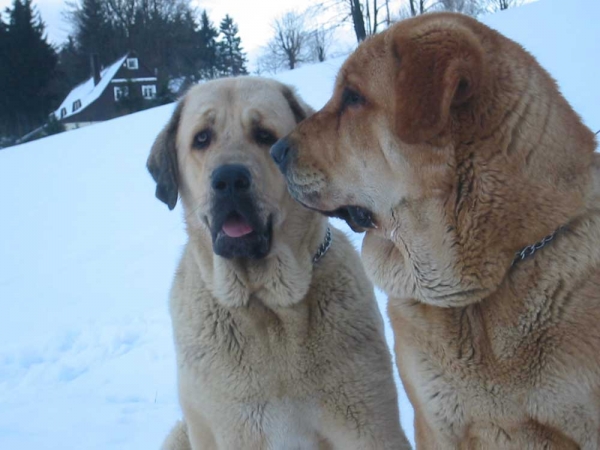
64;3;229;89
166;8;202;80
115;0;198;82
197;10;218;79
56;36;89;89
216;15;248;77
0;17;9;130
64;0;125;83
0;0;58;138
72;0;121;59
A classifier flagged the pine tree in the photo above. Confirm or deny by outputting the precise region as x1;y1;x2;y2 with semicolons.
0;18;9;135
72;0;123;64
197;10;218;79
1;0;58;138
64;0;125;83
170;8;202;80
216;15;248;77
56;36;89;88
113;0;199;82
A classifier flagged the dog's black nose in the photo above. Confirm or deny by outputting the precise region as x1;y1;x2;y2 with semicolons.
270;138;291;172
211;164;252;195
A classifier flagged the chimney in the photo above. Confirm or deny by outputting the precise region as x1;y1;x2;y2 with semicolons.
90;53;101;86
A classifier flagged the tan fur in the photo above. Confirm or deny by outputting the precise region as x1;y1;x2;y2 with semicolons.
162;421;192;450
279;13;600;449
147;77;409;449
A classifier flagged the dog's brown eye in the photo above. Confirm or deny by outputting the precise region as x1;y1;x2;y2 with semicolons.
254;128;277;146
341;88;365;109
193;130;212;149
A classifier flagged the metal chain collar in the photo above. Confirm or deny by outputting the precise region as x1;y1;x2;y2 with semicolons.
512;127;592;262
313;223;563;266
312;226;332;264
512;226;563;266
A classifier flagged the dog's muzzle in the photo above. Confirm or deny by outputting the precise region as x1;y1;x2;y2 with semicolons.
210;164;272;259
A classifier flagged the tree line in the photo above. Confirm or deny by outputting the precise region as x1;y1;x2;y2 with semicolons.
0;0;248;143
1;0;523;145
0;0;58;140
259;0;521;73
61;0;247;91
339;0;522;42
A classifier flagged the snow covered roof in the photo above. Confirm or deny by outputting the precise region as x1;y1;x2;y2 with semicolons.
53;54;129;120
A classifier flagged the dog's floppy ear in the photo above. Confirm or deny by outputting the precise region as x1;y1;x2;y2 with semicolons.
392;23;484;144
280;84;316;123
146;100;185;210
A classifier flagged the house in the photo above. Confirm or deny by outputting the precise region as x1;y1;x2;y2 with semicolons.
54;51;158;130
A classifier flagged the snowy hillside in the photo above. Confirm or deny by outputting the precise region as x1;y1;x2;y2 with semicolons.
0;0;598;448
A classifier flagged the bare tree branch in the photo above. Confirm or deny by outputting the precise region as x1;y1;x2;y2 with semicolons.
262;11;311;71
438;0;485;15
490;0;522;11
310;27;334;62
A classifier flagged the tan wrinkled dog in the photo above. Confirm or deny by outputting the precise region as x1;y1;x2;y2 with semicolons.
272;13;600;450
147;77;409;450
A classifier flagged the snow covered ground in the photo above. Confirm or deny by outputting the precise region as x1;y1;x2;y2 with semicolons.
0;0;598;448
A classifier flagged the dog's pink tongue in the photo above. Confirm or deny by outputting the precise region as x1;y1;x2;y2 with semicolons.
222;215;253;237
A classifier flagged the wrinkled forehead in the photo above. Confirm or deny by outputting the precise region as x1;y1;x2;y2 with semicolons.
178;80;298;141
334;32;393;93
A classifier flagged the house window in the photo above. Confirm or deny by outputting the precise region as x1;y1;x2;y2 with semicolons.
72;100;82;112
60;108;67;118
142;85;157;99
114;86;129;101
126;58;139;70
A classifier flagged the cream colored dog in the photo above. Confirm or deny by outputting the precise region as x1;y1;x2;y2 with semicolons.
273;13;600;450
147;77;409;449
